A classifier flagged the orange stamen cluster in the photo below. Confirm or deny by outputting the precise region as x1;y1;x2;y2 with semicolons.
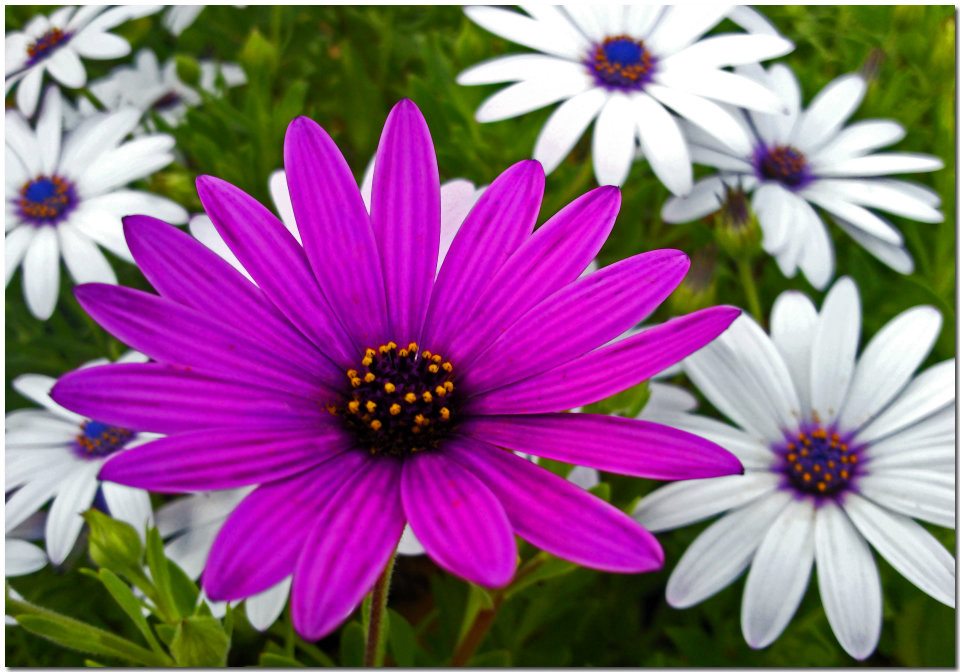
27;28;69;63
588;36;655;89
18;175;75;224
784;426;858;496
74;420;135;459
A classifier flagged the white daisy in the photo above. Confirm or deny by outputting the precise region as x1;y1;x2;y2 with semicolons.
79;49;247;129
188;161;483;281
458;5;793;192
662;65;944;288
634;277;955;659
6;513;49;578
5;5;160;117
162;5;206;36
5;86;187;320
6;352;159;565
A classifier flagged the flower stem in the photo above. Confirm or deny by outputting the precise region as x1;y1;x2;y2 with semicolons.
736;258;764;323
363;553;396;667
450;554;548;666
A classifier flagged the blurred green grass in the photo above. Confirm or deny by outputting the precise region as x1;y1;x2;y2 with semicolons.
5;5;956;667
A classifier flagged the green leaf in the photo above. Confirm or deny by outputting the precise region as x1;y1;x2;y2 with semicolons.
386;608;418;667
167;557;200;617
468;649;512;666
97;569;167;657
145;527;178;621
588;482;612;503
584;381;651;418
82;509;143;577
170;615;231;667
339;621;365;667
259;652;305;667
9;599;169;666
505;555;578;600
456;583;494;645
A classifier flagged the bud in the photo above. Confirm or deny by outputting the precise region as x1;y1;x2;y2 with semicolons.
240;28;278;74
174;55;202;88
712;181;762;261
83;509;143;578
668;246;718;314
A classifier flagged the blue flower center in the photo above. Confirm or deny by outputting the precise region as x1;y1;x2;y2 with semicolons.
153;91;182;111
780;426;861;496
755;145;812;189
330;342;457;457
27;28;71;65
587;35;656;90
74;420;136;459
17;175;78;225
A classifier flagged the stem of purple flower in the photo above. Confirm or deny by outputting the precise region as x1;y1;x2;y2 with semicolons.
363;552;397;667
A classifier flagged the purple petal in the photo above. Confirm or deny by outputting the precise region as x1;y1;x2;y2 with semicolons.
51;363;326;434
292;457;405;640
401;450;517;588
422;160;544;351
444;185;620;364
74;283;334;399
123;215;337;385
370;100;440;345
284;117;389;349
447;436;663;573
462;249;689;394
462;414;743;480
195;175;356;365
203;450;367;601
100;427;350;493
471;306;740;415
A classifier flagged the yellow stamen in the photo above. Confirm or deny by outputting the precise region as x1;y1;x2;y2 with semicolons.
384;382;396;393
364;372;376;383
370;420;382;431
348;400;360;413
389;404;401;416
404;392;417;404
365;401;376;413
439;407;450;421
428;364;439;373
435;386;447;397
422;391;433;403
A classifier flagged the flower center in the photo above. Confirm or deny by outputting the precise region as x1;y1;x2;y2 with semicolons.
74;420;136;459
17;175;77;225
330;342;456;457
27;28;71;64
587;36;656;89
779;426;861;496
153;91;183;111
754;145;812;189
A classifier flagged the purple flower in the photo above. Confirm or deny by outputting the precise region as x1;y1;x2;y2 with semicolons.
51;99;741;640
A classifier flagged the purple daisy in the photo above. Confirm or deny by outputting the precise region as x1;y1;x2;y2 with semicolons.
51;99;741;640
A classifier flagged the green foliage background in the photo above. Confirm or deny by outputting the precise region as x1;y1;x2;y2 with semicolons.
5;5;956;667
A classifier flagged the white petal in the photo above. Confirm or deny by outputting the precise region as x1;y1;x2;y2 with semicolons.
660;175;728;223
397;524;424;555
647;84;752;156
808;277;861;425
22;227;61;321
163;5;203;35
59;108;141;178
45;461;100;564
655;67;786;114
640;411;773;470
624;5;663;38
833;217;914;274
741;498;815;649
764;64;802;144
16;67;44;118
802;184;903;245
83;190;188;224
6;538;48;577
871;178;940;207
156;489;247;537
36;87;63;174
856;359;955;444
458;54;586;86
5;34;29;75
46;48;87;88
438;179;480;272
814;504;882;660
866;405;954;469
592;93;637;187
101;481;154;539
791;74;866;152
58;224;118;285
267;170;300;239
6;226;37;286
838;306;942;431
796;202;834;290
684;314;800;443
633;92;692;195
811;120;905;164
69;31;131;59
5;462;75;533
660;35;793;71
561;6;606;41
463;6;588;60
727;6;781;36
815;153;943;178
533;87;607;174
66;5;108;32
808;178;942;223
188;214;248;278
755;182;799;255
770;290;818;417
858;470;954;528
7;447;73;490
12;373;84;423
632;472;780;532
643;381;698;415
79;135;175;195
165;524;220;579
6;407;77;446
843;493;954;607
69;206;132;261
688;144;754;173
646;5;731;55
567;466;600;490
475;70;593;123
667;491;791;608
6;109;42;176
246;577;292;631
